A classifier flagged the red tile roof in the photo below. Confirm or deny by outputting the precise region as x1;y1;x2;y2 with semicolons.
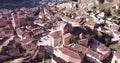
114;50;120;59
71;44;86;53
71;44;104;61
0;21;8;28
50;31;62;38
97;44;110;52
57;47;81;59
88;49;103;61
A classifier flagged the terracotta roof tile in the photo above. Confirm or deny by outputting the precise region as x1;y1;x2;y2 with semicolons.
71;44;86;53
87;49;103;60
21;40;38;51
97;44;110;52
0;21;8;28
77;38;89;46
32;27;45;36
114;50;120;59
33;19;43;25
57;47;82;59
50;31;62;38
71;44;104;60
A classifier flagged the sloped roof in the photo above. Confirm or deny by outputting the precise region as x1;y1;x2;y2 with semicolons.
56;47;82;59
114;50;120;59
71;44;104;61
97;44;111;52
50;31;62;38
0;21;8;28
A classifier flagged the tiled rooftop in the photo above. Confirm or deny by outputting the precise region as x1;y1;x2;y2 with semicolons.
70;44;104;61
114;50;120;59
56;47;82;59
50;31;62;38
97;44;110;52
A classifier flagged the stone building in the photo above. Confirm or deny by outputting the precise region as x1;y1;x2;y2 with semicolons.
111;50;120;63
71;44;111;63
63;33;72;45
54;47;82;63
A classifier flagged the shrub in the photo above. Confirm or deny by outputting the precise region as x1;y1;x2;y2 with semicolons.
109;44;120;51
